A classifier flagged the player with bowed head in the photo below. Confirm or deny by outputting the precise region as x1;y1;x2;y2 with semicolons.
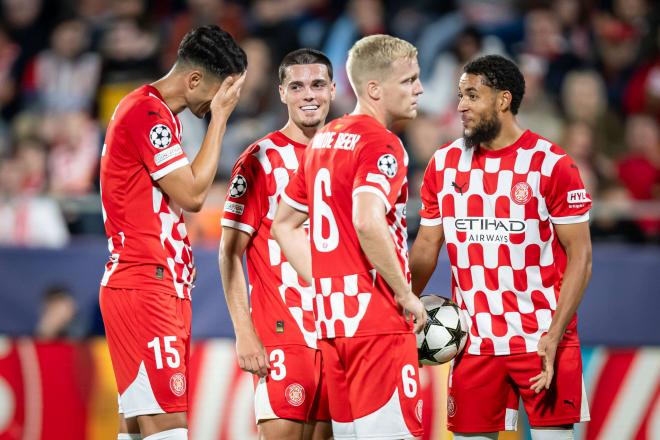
409;55;592;440
219;48;335;440
99;25;246;440
272;35;427;440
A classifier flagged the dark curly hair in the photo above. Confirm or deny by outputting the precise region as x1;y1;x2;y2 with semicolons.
279;48;333;84
177;25;247;79
463;55;525;115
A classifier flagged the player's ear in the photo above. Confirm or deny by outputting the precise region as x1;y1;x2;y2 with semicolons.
367;80;381;100
187;70;203;91
279;84;287;104
330;81;337;101
499;90;512;113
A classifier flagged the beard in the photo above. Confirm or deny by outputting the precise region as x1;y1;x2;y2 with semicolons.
463;110;502;149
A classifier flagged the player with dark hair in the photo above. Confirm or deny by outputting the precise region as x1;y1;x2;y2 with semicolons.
99;25;246;440
220;48;334;440
272;35;427;439
410;54;592;440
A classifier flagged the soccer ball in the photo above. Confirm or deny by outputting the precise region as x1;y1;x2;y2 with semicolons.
229;174;247;198
416;295;469;365
150;124;172;148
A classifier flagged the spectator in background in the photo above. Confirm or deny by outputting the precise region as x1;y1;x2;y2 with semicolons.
35;284;85;339
24;16;101;114
624;20;660;121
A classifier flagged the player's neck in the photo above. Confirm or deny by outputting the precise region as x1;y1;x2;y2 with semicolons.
352;101;390;128
151;75;187;115
479;119;525;151
280;120;320;145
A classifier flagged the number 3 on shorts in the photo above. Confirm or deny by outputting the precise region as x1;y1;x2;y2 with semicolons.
270;349;286;381
402;364;417;398
147;336;181;369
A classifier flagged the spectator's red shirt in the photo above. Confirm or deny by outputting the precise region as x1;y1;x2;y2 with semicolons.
100;85;194;299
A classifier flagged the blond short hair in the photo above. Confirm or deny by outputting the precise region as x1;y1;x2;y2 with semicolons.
346;34;418;95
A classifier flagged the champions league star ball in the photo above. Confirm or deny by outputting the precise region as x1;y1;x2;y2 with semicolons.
416;295;469;365
229;174;247;198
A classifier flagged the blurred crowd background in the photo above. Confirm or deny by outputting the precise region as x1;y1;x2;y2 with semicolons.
0;0;659;251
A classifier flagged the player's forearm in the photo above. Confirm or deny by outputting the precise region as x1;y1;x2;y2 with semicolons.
219;251;256;337
547;246;592;340
355;216;409;298
273;225;313;284
188;116;229;204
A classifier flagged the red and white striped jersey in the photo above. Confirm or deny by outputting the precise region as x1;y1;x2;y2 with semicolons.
221;131;317;348
100;85;194;299
283;114;412;339
419;130;591;355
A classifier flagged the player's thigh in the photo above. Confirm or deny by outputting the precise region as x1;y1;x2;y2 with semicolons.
317;339;355;440
508;347;589;427
101;287;192;417
137;411;188;437
340;333;424;439
448;353;518;433
254;345;322;423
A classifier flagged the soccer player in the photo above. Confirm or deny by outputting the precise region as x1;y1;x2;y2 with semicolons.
272;35;427;440
410;55;592;440
99;26;246;440
219;48;335;439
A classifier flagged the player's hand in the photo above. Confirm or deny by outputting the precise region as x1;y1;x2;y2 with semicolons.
210;72;247;119
529;333;560;393
235;329;270;378
395;291;427;334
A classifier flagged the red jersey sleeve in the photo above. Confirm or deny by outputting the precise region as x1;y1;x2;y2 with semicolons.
126;99;187;180
221;153;268;235
544;154;592;224
281;149;309;213
352;135;407;211
419;155;442;226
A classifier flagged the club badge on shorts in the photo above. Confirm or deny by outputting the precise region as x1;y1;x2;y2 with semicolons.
511;182;532;205
447;395;456;417
285;383;305;407
416;399;424;422
170;372;186;396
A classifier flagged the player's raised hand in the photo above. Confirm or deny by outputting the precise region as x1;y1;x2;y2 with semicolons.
235;328;270;377
211;72;247;118
396;291;428;334
530;333;559;393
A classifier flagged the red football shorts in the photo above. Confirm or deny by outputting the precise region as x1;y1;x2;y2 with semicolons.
253;344;329;423
447;346;590;433
100;286;191;418
319;333;424;440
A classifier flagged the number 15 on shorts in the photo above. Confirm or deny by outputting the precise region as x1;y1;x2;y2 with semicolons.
147;336;181;369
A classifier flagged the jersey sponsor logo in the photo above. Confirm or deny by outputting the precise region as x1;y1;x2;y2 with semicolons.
229;174;248;198
567;189;591;207
377;153;398;178
169;372;186;396
224;201;244;215
311;131;361;151
447;395;456;417
154;144;183;166
149;124;172;149
284;383;305;407
511;181;532;205
454;217;526;243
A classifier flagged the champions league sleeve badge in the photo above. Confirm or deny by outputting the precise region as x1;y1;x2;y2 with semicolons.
150;124;172;149
377;153;398;178
229;174;248;198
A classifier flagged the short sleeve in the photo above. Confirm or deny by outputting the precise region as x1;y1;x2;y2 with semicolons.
419;155;442;226
544;155;592;224
221;154;268;235
352;135;407;211
281;149;309;213
127;99;187;180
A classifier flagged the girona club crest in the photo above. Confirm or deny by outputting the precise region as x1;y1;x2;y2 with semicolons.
170;372;186;397
285;383;305;407
511;182;532;205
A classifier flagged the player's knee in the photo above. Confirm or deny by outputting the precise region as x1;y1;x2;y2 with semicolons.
453;433;499;440
143;428;188;440
530;428;574;440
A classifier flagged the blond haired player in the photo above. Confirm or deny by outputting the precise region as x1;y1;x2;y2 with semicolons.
272;35;427;440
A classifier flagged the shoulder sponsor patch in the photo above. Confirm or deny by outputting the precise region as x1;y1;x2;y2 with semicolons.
377;153;398;178
224;201;244;215
154;144;183;166
150;124;172;149
229;174;248;198
567;189;591;204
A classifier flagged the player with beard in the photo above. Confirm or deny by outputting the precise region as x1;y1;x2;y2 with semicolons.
220;49;334;439
410;55;592;440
